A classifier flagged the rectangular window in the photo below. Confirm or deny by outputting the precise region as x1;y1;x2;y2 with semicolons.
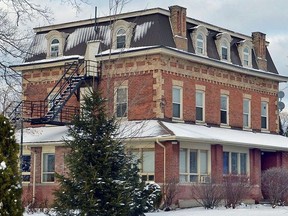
223;152;248;175
131;149;155;182
173;87;182;119
243;99;251;128
221;46;228;60
220;95;228;124
116;87;128;118
180;148;209;183
261;101;268;129
196;91;204;122
42;153;55;182
21;155;31;182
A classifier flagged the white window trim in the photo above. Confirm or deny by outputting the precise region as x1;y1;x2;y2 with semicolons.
41;147;55;183
220;93;229;127
222;146;250;176
243;98;251;129
112;20;136;50
196;90;205;123
21;152;31;183
114;84;128;119
237;40;253;68
191;25;208;56
179;144;211;184
261;99;269;132
215;32;232;62
172;86;183;120
45;30;68;58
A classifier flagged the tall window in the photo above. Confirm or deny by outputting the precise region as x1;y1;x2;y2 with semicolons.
116;28;126;49
180;148;209;183
196;91;204;122
220;95;228;124
42;153;55;182
261;101;268;129
221;41;228;60
21;155;31;182
172;87;182;119
243;47;249;66
223;152;247;175
116;87;128;118
131;149;155;182
196;34;204;54
50;39;59;57
243;99;251;128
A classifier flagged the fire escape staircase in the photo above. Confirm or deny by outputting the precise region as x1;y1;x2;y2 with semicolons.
9;60;99;126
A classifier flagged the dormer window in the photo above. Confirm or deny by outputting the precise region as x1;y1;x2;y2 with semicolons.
215;32;232;62
45;30;68;58
191;25;208;56
196;34;204;54
237;40;253;68
50;39;59;57
116;28;126;49
112;20;136;50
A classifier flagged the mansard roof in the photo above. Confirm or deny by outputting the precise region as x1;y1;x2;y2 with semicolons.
24;6;278;74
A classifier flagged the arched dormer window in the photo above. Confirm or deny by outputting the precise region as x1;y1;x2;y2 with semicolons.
215;32;232;62
191;25;208;56
50;39;59;57
237;40;253;68
45;30;68;58
116;28;126;49
112;20;136;50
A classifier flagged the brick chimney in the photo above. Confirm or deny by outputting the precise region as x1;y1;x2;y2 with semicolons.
252;32;267;71
169;5;187;51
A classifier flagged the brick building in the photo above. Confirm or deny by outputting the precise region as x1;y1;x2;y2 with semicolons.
11;5;288;207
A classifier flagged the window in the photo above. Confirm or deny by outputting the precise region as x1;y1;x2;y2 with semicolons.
116;28;126;49
131;149;155;182
172;87;182;119
50;39;59;57
21;155;31;182
180;148;209;183
196;34;204;54
116;87;128;118
196;91;205;122
221;41;228;60
243;98;251;128
223;152;247;175
220;95;229;124
243;47;249;66
261;101;268;129
42;153;55;182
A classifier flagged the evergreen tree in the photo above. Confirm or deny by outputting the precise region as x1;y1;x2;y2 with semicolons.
53;90;145;216
0;115;23;215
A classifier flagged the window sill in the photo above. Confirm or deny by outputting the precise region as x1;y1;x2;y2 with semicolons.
196;121;207;126
220;124;231;129
261;129;270;133
172;118;184;123
243;127;252;131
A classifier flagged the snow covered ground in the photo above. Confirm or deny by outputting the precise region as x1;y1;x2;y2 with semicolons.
24;204;288;216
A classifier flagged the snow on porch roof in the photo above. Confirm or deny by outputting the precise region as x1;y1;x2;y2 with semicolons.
16;120;288;151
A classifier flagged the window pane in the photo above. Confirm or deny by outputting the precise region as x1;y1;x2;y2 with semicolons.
173;87;181;118
190;175;198;183
261;117;267;129
22;175;30;182
43;154;55;172
240;153;247;174
200;150;208;174
196;92;203;107
190;150;197;173
261;102;267;116
43;174;55;182
221;95;227;110
22;155;31;172
180;149;187;173
222;46;228;60
117;104;127;117
231;153;238;174
243;99;249;114
221;110;227;124
173;104;180;118
243;114;249;127
196;107;203;121
143;151;155;173
173;88;180;103
223;152;229;174
180;175;187;183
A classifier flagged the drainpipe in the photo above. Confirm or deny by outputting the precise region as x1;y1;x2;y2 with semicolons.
32;149;37;204
156;139;166;185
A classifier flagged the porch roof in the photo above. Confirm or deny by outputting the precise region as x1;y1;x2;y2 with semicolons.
16;120;288;151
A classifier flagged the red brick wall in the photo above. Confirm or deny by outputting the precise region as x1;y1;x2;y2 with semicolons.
211;144;223;183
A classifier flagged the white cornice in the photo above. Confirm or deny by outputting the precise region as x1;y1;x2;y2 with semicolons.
96;46;288;82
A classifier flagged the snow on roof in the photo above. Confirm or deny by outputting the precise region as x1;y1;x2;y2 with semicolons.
134;21;154;42
97;45;159;56
16;120;288;151
28;34;47;56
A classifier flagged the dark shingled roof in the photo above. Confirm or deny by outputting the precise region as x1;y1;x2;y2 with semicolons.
25;8;278;74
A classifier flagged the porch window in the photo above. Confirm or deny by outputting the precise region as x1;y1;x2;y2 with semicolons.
42;153;55;182
223;152;247;175
180;148;209;183
21;155;31;182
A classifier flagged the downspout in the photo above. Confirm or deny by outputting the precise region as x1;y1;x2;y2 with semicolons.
32;149;37;204
156;139;166;185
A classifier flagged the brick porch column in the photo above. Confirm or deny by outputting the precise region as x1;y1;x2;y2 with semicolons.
249;148;262;201
211;144;223;183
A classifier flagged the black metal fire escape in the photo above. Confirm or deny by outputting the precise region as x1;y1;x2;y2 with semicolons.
9;59;100;126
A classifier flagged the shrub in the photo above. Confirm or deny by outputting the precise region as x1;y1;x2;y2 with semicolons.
161;178;179;211
262;167;288;207
142;182;162;212
222;174;250;208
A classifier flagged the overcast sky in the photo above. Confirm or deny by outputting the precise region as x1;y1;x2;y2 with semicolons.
38;0;288;105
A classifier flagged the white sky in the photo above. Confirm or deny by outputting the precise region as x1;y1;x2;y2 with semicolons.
34;0;288;105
